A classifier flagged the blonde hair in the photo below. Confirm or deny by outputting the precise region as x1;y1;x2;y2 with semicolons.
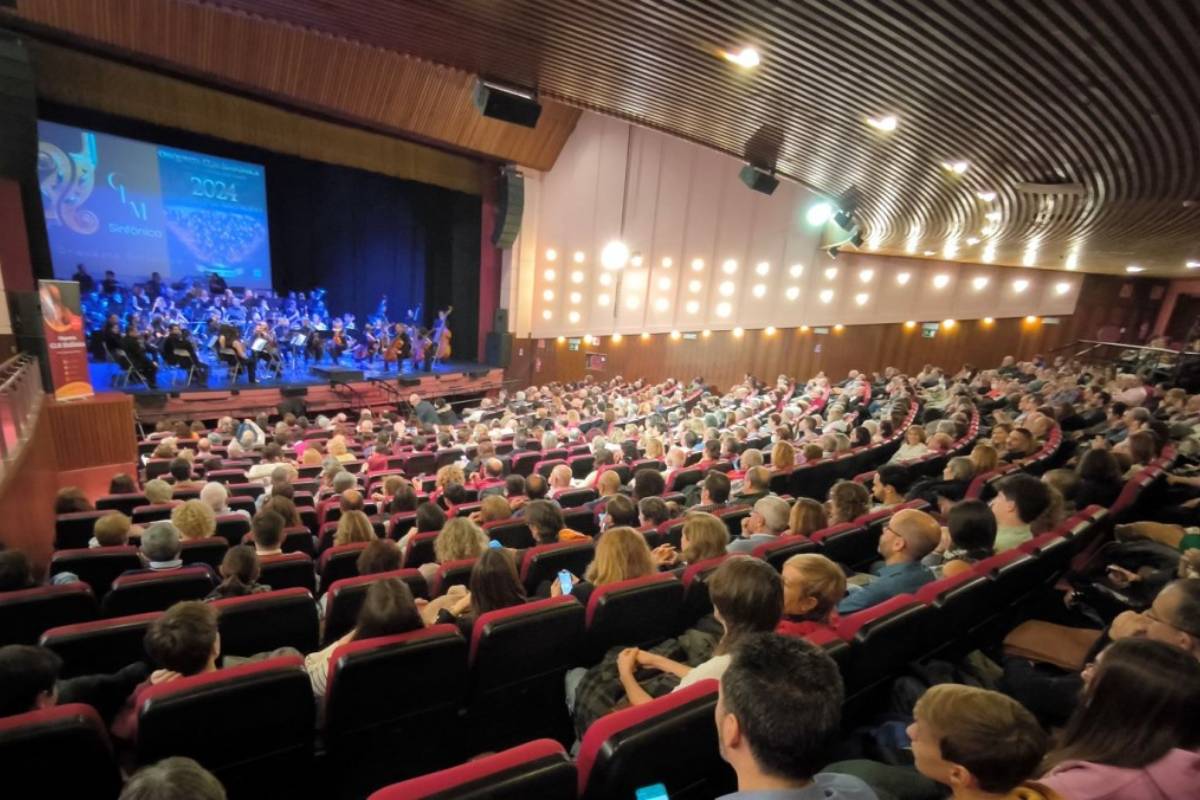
93;512;132;547
327;435;349;457
334;510;377;547
436;464;466;491
970;443;999;474
907;424;927;443
771;440;796;470
681;511;729;563
644;437;665;459
782;553;846;621
301;447;323;466
144;479;174;505
585;526;656;586
434;517;489;564
788;498;829;537
171;500;216;541
477;494;512;523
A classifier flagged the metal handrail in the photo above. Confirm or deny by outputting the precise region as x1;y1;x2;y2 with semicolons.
0;354;45;478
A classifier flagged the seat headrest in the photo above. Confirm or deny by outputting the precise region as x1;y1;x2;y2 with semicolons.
585;572;678;625
209;586;314;611
368;739;567;799
469;595;580;663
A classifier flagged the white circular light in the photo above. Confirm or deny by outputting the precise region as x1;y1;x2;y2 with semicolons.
545;248;558;262
688;279;703;293
1055;281;1071;295
601;240;630;270
661;257;673;268
542;310;552;320
1013;279;1030;292
719;281;736;297
752;283;767;298
824;267;838;281
933;274;950;289
943;160;969;174
716;302;732;318
867;115;898;131
1125;265;1145;273
598;273;612;286
858;269;874;283
966;237;981;246
630;254;644;268
727;47;760;68
819;289;834;304
972;277;989;291
806;202;834;226
685;300;700;314
658;277;672;291
722;259;738;274
571;271;584;284
789;264;804;278
855;292;869;306
625;297;639;309
573;251;585;263
544;269;556;281
543;289;555;301
597;294;610;305
896;272;911;285
976;191;996;202
785;286;800;301
654;298;669;312
755;261;770;276
570;292;582;304
691;258;705;271
568;311;580;323
764;326;777;335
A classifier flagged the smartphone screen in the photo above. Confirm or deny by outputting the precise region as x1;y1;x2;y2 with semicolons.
488;539;502;549
635;784;670;800
557;570;573;595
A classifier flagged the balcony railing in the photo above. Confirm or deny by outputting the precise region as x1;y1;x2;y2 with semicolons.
0;353;44;479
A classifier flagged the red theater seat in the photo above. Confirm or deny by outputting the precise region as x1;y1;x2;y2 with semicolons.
211;587;319;656
180;537;228;570
555;487;598;509
368;739;575;800
213;513;252;548
467;596;585;750
323;626;468;795
95;493;148;516
585;573;684;662
318;543;371;591
0;582;98;646
55;510;109;550
134;656;315;796
40;611;159;678
576;679;735;800
49;546;142;599
680;554;738;624
102;567;215;617
484;519;535;549
519;541;595;595
809;523;870;569
0;704;122;800
322;569;429;646
130;503;179;525
428;558;478;597
753;534;820;570
258;552;317;594
836;594;933;692
401;530;439;567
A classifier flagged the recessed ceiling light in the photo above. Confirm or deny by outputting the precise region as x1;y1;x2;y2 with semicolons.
833;324;845;332
1126;265;1145;273
685;300;700;313
858;269;874;283
752;283;767;298
806;202;834;226
722;259;738;274
670;329;682;340
688;279;703;293
571;271;585;284
942;160;970;174
788;264;804;278
867;114;898;131
543;289;555;301
1187;261;1200;269
824;267;838;280
933;274;951;289
597;294;610;305
819;289;834;303
966;237;980;246
611;333;622;342
568;311;580;323
972;277;989;290
854;292;869;306
657;277;672;290
983;317;994;324
691;258;705;271
640;332;650;340
569;292;582;304
556;335;565;343
904;320;916;329
702;329;711;338
1013;279;1030;293
717;302;733;317
976;191;996;202
719;281;736;297
630;255;643;268
542;310;552;320
601;240;630;270
543;269;556;281
896;272;911;285
596;273;611;286
1055;282;1071;295
545;248;558;261
981;243;997;263
654;298;669;311
1025;315;1039;324
573;251;585;263
785;286;800;300
661;256;673;268
764;326;777;335
923;250;936;256
732;326;744;337
942;319;957;329
724;47;760;68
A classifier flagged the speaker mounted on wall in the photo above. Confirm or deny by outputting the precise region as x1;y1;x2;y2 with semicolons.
473;79;542;128
739;165;779;195
492;166;524;249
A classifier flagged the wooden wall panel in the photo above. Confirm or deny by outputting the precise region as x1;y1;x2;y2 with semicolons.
46;393;136;471
509;274;1162;390
0;401;57;575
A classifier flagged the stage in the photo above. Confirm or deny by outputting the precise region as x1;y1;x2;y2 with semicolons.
90;356;506;424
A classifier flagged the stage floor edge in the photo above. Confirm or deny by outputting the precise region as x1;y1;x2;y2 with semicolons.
94;360;504;423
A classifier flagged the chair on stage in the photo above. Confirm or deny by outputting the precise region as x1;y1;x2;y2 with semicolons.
217;346;245;383
108;346;148;389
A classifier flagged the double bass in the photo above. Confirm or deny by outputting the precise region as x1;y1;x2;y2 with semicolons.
432;305;453;362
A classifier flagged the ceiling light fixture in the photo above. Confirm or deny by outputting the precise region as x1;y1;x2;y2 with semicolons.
630;255;643;268
544;269;556;281
543;289;554;301
685;300;700;313
717;302;732;317
789;264;804;278
661;257;673;268
1012;279;1030;293
724;47;760;69
752;283;767;298
896;272;911;286
966;237;980;246
545;248;558;262
785;286;800;300
732;327;744;338
824;267;838;280
867;114;898;131
688;279;703;293
942;318;956;329
1187;260;1200;269
981;243;997;263
719;281;736;296
859;269;874;283
722;259;738;274
1055;281;1071;295
976;191;996;202
655;298;669;311
819;289;834;303
573;251;585;263
855;292;869;306
1125;265;1145;273
904;320;916;329
601;240;629;270
933;274;951;289
611;333;622;343
764;326;777;335
691;258;705;271
755;261;770;276
806;202;834;226
568;311;580;323
972;276;989;290
670;329;682;340
942;160;970;174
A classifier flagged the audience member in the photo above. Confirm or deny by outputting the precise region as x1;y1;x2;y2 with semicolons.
91;511;135;548
205;546;270;600
55;487;92;514
333;509;376;547
776;553;846;637
828;481;871;525
139;521;184;570
788;498;829;537
729;495;791;553
251;510;286;557
653;511;729;568
551;526;655;605
119;757;227;800
991;473;1052;551
837;508;940;614
924;499;997;578
170;499;217;541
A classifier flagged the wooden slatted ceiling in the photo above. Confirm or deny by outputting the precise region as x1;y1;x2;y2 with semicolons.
8;0;1199;275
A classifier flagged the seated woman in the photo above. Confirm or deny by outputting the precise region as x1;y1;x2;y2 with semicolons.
770;440;797;472
1075;447;1124;508
171;499;217;541
395;501;447;552
827;480;871;525
788;498;829;537
55;487;92;515
423;547;527;633
775;553;846;637
923;499;996;577
610;558;782;706
470;494;512;526
419;517;489;584
108;473;139;495
651;511;729;570
334;510;377;547
908;455;975;511
969;442;1000;476
889;425;929;463
326;435;355;464
549;525;656;606
1037;638;1200;799
304;578;424;700
205;545;271;600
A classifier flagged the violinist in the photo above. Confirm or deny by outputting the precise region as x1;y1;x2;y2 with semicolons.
329;319;348;362
121;323;159;389
305;315;325;363
412;326;431;370
250;320;282;377
164;323;208;384
217;323;256;384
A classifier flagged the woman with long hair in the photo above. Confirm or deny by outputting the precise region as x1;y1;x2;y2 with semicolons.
770;440;796;471
334;509;376;547
827;480;871;524
261;494;303;528
550;526;655;606
1038;638;1200;799
205;546;271;600
651;511;728;569
788;498;829;537
428;548;527;634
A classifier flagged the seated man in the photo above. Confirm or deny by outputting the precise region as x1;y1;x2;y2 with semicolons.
524;499;589;545
907;684;1052;800
119;757;225;800
871;464;912;509
690;471;732;513
548;464;574;497
716;633;876;799
474;458;507;497
251;509;286;557
167;458;205;492
111;601;222;741
601;494;640;532
0;645;60;716
139;521;185;571
837;509;941;614
91;511;136;548
990;473;1051;552
1001;427;1037;463
732;465;771;504
729;495;790;554
201;481;250;519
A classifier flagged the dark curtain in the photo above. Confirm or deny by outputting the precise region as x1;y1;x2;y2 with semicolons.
38;102;482;360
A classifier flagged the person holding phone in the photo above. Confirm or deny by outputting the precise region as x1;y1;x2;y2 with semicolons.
549;527;656;607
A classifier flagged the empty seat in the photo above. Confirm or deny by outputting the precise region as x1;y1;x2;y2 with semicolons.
323;569;429;646
213;513;252;548
484;519;535;549
133;656;315;797
102;567;215;616
0;583;98;646
0;704;122;800
49;546;143;599
428;558;478;597
665;467;703;493
810;523;870;569
562;507;600;536
130;503;179;525
211;587;319;656
55;510;109;550
318;543;371;592
509;451;541;477
519;541;596;595
836;594;933;692
555;487;597;508
401;530;439;567
714;506;752;538
915;571;992;654
95;493;148;516
259;552;317;594
467;596;585;750
753;534;820;571
577;679;735;800
324;626;468;796
585;573;684;662
567;454;594;479
180;537;228;570
368;739;575;800
40;611;160;678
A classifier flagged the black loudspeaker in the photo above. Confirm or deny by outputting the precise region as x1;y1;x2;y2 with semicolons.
280;386;308;397
739;165;779;195
492;167;524;249
493;307;509;331
135;392;168;410
473;80;542;128
485;331;513;368
398;377;422;387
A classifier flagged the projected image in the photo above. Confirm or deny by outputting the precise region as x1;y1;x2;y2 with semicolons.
36;121;272;289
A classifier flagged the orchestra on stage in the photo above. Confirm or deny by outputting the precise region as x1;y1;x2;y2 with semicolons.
77;266;453;389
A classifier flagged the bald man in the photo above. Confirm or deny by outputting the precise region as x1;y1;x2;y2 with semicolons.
548;464;574;496
837;508;941;614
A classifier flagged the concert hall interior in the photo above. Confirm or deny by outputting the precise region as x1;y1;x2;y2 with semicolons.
1;4;1199;800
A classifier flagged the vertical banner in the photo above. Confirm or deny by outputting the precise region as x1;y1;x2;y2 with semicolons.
38;279;93;401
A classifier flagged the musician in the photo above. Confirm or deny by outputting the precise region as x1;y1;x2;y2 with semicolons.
101;319;124;358
412;327;431;371
428;305;453;370
208;272;227;296
102;270;119;295
146;271;164;299
329;319;349;362
384;322;412;367
129;285;150;313
120;323;158;389
73;264;94;293
353;322;380;363
163;323;208;384
250;320;282;377
217;323;256;384
305;314;325;362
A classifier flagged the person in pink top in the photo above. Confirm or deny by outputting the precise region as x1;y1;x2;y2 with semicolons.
1037;637;1200;800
